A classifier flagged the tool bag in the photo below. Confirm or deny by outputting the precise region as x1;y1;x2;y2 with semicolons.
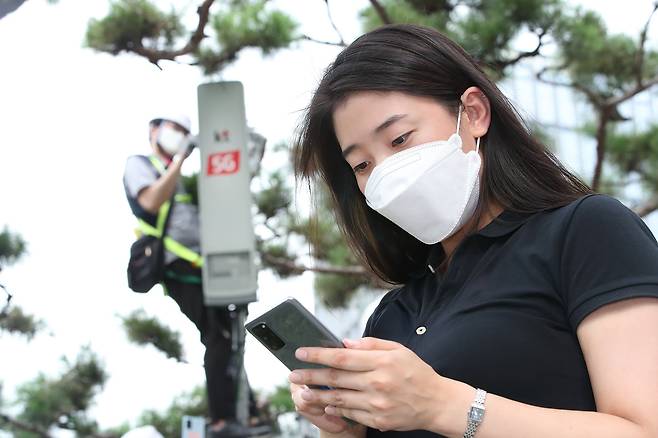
127;194;175;293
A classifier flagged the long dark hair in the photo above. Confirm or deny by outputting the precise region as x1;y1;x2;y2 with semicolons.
293;24;592;285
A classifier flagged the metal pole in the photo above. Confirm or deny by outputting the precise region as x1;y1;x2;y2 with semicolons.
228;303;250;426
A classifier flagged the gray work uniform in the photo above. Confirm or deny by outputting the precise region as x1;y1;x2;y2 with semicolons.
123;155;201;265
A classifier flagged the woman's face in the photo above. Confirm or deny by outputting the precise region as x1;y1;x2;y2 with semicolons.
333;91;479;193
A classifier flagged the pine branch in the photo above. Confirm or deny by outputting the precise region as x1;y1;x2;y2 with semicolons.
538;69;658;189
249;131;267;179
591;107;611;190
322;0;346;46
0;282;11;317
261;252;367;276
635;2;658;85
535;67;658;190
609;75;658;107
299;35;346;47
132;0;215;67
536;68;604;106
608;2;658;107
369;0;391;25
494;28;547;70
0;412;52;438
583;5;658;189
262;220;282;238
190;45;241;71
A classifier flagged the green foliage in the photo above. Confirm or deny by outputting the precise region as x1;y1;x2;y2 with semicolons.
290;208;347;263
607;124;658;193
644;50;658;82
360;0;450;33
197;0;298;74
121;310;184;361
104;422;132;437
134;384;288;438
0;306;43;340
0;226;26;268
212;1;297;54
253;159;301;278
254;171;291;220
0;229;40;340
554;9;642;96
137;386;207;438
291;190;369;307
360;0;561;76
85;0;184;54
267;384;295;415
454;0;561;68
315;273;369;308
15;347;107;436
259;241;298;278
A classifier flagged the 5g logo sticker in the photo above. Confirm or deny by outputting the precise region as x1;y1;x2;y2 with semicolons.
207;150;240;176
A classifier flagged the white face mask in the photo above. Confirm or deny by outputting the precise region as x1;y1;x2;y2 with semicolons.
157;125;187;156
364;107;481;244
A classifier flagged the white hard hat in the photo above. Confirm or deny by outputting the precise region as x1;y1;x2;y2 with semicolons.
120;425;164;438
150;114;191;133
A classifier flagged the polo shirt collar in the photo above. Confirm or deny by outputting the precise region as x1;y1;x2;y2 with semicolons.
476;209;535;238
420;209;535;276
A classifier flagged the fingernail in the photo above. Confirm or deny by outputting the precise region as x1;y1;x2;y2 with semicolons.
301;389;313;401
295;348;308;360
289;372;302;383
343;338;356;347
325;405;337;415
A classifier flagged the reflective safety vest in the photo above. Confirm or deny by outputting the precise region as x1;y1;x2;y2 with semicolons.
134;156;204;268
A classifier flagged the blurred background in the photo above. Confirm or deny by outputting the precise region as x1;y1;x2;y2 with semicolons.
2;0;658;436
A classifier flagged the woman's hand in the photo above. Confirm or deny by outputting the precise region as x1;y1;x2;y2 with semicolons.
288;337;454;433
289;381;352;434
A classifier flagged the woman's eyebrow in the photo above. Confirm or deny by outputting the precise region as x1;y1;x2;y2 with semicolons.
374;113;408;133
342;114;408;158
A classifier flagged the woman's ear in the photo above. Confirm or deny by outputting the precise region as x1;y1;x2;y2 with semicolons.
460;87;491;139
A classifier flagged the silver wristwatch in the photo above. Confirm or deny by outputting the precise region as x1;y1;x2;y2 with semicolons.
463;388;487;438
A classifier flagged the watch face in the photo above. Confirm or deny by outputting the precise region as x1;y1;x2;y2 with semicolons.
469;406;485;422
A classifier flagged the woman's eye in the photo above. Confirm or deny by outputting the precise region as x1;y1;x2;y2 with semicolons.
392;131;413;147
353;161;369;174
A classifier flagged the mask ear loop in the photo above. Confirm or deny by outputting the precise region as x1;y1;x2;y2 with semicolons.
456;104;462;134
458;104;481;153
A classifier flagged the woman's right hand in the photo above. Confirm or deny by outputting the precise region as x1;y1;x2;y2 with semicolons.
290;382;351;434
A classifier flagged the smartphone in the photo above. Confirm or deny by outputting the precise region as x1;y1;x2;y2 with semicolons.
246;298;358;426
181;415;205;438
245;297;343;374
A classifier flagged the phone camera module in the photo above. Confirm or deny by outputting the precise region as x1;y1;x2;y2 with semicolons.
253;322;285;351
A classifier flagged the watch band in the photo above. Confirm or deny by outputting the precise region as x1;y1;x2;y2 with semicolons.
464;421;478;438
463;388;487;438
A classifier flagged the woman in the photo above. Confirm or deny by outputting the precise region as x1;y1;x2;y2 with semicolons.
288;24;658;438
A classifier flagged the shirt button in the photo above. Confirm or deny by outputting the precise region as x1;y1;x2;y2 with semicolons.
416;326;427;335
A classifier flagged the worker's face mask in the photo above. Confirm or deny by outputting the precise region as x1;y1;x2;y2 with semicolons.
157;125;188;156
364;106;481;244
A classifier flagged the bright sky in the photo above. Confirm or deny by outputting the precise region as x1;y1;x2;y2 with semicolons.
1;0;656;435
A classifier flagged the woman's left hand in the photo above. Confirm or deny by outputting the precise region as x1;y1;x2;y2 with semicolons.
288;337;454;433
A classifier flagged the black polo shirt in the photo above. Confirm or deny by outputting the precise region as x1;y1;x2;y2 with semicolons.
363;194;658;437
